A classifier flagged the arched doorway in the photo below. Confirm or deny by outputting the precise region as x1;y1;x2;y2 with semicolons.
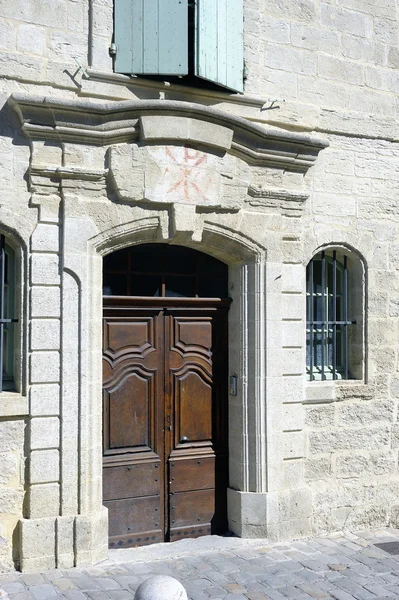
102;244;229;548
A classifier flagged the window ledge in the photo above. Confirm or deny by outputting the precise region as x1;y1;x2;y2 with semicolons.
303;380;368;405
0;392;28;417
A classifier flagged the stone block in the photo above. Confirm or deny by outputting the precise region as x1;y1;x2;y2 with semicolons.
268;0;317;23
283;459;305;489
281;347;304;376
265;43;317;75
227;489;267;527
30;319;60;351
337;399;393;427
30;417;59;450
56;515;75;569
30;286;61;318
0;52;44;81
281;293;305;320
0;420;25;453
17;23;46;55
28;483;60;519
318;54;364;85
30;449;59;484
279;517;312;540
281;431;305;459
0;19;16;51
0;451;18;485
281;264;305;293
30;255;60;286
140;116;233;151
374;17;397;44
305;405;335;428
283;403;304;431
281;320;303;348
74;508;108;566
19;517;56;561
67;0;85;32
336;452;396;478
31;224;59;253
309;425;390;454
30;351;60;384
289;486;312;519
305;457;332;481
262;17;290;44
30;384;60;416
320;4;371;37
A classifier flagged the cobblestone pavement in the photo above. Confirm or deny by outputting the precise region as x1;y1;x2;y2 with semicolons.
2;529;399;599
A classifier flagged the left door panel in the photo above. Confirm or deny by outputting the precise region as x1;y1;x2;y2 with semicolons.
102;304;164;548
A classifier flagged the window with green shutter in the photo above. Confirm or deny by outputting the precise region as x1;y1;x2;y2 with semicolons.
114;0;244;93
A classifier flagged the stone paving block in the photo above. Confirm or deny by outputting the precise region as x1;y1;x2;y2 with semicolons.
63;591;89;600
19;575;45;586
298;560;330;573
112;575;140;587
256;589;287;600
7;593;34;600
363;583;392;597
334;577;376;599
1;583;26;593
204;586;228;598
53;579;77;591
297;583;330;598
108;590;133;600
29;584;58;599
96;578;122;591
224;583;246;593
73;577;101;591
86;592;112;600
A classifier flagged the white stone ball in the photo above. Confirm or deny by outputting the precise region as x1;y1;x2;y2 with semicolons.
134;576;187;600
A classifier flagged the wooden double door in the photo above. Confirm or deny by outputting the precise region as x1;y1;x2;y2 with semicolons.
102;297;228;548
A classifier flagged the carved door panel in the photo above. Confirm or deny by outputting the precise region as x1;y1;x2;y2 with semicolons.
102;306;165;548
103;299;228;548
165;310;228;541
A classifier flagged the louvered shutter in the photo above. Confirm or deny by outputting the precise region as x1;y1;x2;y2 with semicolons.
114;0;188;75
195;0;244;92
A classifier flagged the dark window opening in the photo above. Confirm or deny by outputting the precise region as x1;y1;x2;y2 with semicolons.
0;234;17;392
103;244;228;299
306;250;355;381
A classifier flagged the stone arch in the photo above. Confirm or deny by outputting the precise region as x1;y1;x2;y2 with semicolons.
85;217;268;540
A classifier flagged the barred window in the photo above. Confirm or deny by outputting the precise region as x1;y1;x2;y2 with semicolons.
306;250;356;381
0;234;17;391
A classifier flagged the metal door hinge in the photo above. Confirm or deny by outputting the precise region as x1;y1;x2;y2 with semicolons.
109;43;117;56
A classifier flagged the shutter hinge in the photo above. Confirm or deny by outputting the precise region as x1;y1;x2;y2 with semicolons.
109;43;117;56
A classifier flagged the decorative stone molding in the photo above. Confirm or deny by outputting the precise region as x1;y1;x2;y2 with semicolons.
247;187;309;218
9;94;328;173
30;166;108;194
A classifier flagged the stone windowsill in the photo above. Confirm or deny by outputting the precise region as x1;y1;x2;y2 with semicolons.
0;392;28;417
303;380;368;405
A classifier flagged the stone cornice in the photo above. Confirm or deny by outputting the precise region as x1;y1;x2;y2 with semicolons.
9;94;328;173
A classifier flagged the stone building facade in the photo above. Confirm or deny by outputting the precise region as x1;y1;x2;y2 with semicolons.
1;0;399;573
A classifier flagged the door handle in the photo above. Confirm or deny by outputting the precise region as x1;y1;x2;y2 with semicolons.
180;436;189;443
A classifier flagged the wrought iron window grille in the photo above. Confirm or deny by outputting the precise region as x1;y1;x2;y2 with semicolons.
306;250;355;381
0;234;17;392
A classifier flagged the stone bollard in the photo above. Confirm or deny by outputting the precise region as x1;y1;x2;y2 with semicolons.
134;576;188;600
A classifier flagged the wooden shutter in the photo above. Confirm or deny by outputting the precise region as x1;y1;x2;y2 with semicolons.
114;0;188;75
195;0;244;93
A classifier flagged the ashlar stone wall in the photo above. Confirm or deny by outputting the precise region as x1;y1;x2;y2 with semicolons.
0;0;399;573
